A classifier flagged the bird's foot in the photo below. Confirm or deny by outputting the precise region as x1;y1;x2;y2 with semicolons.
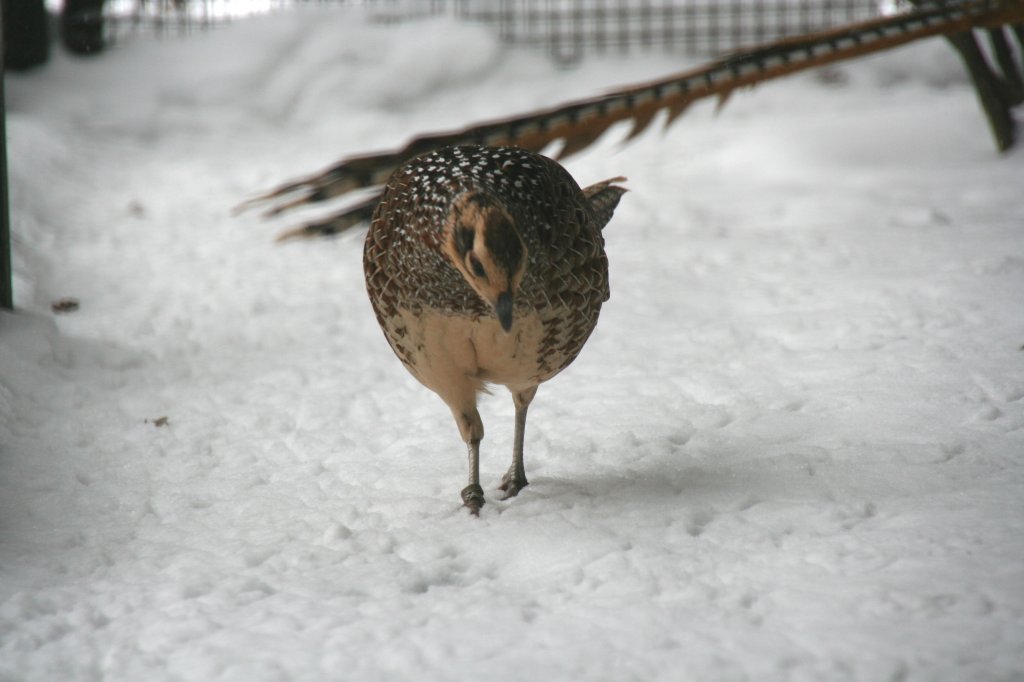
461;484;485;516
498;471;529;499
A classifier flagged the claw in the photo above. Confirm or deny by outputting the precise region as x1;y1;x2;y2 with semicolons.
461;484;485;516
498;471;529;499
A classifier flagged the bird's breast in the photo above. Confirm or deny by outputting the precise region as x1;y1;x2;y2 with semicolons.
381;305;586;395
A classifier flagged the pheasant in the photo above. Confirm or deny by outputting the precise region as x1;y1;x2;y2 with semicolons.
363;145;626;514
236;0;1024;514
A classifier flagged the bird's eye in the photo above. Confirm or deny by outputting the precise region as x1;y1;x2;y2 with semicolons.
468;253;487;279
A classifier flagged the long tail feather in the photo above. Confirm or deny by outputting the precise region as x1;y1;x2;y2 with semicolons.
273;193;379;242
239;0;1024;238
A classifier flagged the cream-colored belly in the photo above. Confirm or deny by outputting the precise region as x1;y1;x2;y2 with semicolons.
386;309;551;398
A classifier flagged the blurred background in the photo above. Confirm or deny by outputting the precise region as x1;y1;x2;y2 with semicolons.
5;0;892;69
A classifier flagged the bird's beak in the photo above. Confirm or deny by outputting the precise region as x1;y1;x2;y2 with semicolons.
495;291;514;332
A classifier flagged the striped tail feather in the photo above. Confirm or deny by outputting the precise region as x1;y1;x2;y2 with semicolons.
272;193;379;242
240;0;1024;240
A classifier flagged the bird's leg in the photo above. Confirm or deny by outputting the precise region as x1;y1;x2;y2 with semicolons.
461;438;485;515
454;407;486;515
500;386;537;499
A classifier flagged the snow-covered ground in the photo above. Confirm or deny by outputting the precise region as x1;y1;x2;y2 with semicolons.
2;8;1023;681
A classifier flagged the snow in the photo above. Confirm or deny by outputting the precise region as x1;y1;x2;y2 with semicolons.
3;7;1024;680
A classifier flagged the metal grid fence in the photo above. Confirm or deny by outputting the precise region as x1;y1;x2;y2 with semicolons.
369;1;886;61
100;0;296;43
99;0;887;58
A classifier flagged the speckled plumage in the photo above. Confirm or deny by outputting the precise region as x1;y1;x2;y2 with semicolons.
363;145;626;513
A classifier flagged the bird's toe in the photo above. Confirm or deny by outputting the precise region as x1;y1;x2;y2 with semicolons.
461;484;486;516
498;472;529;499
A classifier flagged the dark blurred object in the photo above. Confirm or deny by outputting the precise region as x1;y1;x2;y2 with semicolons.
3;0;51;70
62;0;105;55
1;0;11;309
907;0;1024;152
51;297;81;313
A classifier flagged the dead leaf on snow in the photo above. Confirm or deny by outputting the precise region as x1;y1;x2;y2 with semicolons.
51;298;80;314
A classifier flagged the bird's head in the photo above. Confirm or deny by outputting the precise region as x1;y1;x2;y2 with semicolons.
444;191;528;333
